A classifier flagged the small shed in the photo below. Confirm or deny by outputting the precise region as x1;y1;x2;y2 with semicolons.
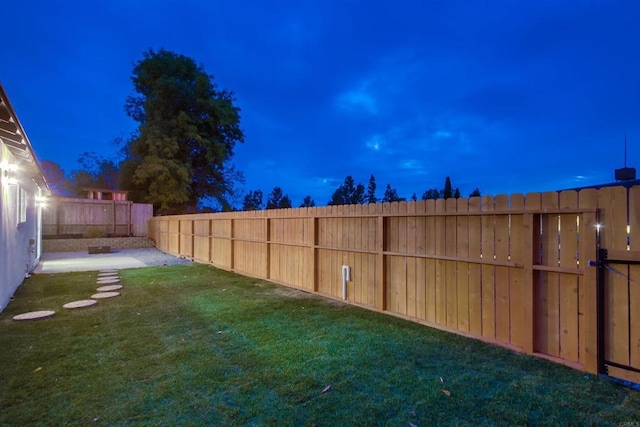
83;188;128;201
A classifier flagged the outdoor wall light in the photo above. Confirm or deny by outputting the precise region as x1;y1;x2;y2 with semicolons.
1;161;18;185
35;195;48;208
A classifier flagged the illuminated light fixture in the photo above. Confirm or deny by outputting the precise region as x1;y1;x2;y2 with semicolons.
35;195;48;208
595;223;603;232
1;160;19;185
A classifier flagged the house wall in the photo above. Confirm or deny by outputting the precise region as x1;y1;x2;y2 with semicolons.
0;147;43;312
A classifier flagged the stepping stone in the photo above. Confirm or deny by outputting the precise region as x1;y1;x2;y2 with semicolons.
98;272;119;277
99;269;119;274
91;292;120;299
63;300;98;309
96;277;120;284
96;284;123;292
13;310;56;321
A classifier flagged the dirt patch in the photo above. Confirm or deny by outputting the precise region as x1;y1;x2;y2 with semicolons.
268;287;311;299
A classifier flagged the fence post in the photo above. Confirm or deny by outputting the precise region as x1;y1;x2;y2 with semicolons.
522;212;535;354
312;215;318;292
579;189;599;374
112;200;116;236
230;218;235;271
265;217;271;279
376;212;386;311
523;192;541;354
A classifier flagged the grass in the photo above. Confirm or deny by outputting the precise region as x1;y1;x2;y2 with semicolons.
0;264;638;426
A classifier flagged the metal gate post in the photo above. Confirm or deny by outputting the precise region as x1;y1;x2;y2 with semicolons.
596;248;607;375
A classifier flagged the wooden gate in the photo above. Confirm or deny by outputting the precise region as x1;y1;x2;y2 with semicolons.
596;186;640;384
531;191;598;372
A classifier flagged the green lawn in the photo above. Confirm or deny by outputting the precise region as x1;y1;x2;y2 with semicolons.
0;264;638;426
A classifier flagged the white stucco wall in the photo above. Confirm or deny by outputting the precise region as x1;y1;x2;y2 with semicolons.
0;148;42;312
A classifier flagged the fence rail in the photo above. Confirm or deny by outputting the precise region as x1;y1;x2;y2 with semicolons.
150;186;640;378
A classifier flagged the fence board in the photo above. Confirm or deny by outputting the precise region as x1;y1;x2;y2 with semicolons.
629;186;640;371
537;191;561;358
425;200;437;323
435;199;447;325
481;195;496;339
415;201;427;321
468;196;482;336
456;198;470;332
407;202;417;318
577;189;598;372
558;191;580;363
599;186;630;367
509;194;525;348
494;195;510;344
445;198;458;328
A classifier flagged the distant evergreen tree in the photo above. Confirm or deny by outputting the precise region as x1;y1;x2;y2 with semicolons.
469;188;481;197
328;175;365;205
300;195;316;208
411;193;417;201
443;176;453;199
242;190;263;211
421;188;440;200
454;188;461;198
266;186;292;209
366;174;377;204
382;184;402;202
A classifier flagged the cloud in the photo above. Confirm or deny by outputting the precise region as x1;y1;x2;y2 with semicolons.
433;130;453;139
335;81;378;116
365;134;383;151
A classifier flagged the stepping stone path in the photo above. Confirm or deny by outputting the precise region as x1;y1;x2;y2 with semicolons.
91;292;120;299
92;271;123;299
96;284;123;292
96;277;120;284
13;269;124;321
63;300;98;309
13;310;56;321
98;272;119;277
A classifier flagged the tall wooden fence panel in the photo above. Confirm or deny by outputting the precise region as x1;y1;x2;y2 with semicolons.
149;186;640;378
43;197;153;237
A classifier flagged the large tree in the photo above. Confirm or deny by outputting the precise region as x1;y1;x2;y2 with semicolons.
120;48;244;214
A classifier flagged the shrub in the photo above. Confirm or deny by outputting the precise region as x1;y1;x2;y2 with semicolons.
83;226;106;238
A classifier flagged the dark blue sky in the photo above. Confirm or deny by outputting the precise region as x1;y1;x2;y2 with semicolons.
3;1;639;206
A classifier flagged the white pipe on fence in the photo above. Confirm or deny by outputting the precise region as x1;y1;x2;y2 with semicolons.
341;265;350;300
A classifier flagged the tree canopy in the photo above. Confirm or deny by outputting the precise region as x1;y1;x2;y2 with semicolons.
120;48;244;214
300;195;316;208
366;174;377;204
266;186;292;209
242;190;263;211
382;184;402;203
328;175;365;206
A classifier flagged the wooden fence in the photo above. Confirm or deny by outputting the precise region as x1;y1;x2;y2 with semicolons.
149;186;640;382
43;197;153;237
